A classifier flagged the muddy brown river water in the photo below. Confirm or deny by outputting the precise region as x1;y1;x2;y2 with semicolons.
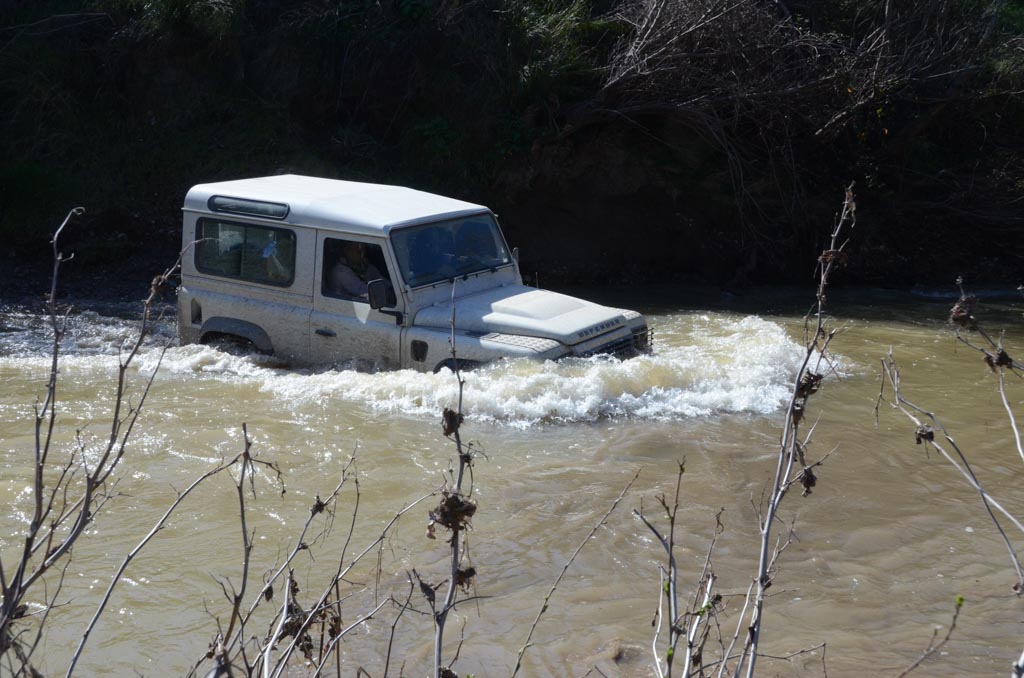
1;286;1022;676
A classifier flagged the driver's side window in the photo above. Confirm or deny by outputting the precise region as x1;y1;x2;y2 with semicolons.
321;238;390;302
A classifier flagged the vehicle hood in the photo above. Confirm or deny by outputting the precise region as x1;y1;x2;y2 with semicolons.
412;285;629;345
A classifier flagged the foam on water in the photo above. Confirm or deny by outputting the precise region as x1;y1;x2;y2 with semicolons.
158;312;805;425
1;307;807;426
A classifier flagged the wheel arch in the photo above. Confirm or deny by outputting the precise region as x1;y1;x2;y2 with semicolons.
431;358;484;374
199;317;274;354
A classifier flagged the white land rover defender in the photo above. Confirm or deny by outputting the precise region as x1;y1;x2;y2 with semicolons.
177;175;650;371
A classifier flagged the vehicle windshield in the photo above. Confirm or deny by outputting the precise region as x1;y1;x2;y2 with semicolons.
390;214;513;288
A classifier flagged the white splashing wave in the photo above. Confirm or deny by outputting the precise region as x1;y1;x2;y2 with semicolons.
2;306;808;425
141;314;807;426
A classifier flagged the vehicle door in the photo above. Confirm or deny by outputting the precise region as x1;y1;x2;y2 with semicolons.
311;232;403;370
190;216;315;362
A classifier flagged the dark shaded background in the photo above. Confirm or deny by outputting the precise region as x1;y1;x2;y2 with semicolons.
1;0;1021;299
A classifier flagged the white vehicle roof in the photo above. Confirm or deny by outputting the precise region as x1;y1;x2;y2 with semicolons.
183;174;491;236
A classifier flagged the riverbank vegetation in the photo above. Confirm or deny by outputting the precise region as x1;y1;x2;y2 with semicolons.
1;0;1022;289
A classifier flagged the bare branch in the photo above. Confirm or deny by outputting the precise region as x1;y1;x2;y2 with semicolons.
897;597;963;677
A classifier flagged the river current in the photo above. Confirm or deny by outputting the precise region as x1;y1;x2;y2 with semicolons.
1;285;1022;676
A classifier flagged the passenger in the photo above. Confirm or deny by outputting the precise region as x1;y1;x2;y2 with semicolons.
261;239;290;283
329;241;383;300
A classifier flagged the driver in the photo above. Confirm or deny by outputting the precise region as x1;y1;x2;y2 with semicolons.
329;241;383;300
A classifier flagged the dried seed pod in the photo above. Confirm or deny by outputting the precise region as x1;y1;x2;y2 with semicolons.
796;372;823;399
429;492;477;531
442;407;464;438
800;467;817;496
949;295;978;330
455;565;477;590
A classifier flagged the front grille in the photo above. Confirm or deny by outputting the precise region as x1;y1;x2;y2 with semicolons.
577;333;639;358
631;326;652;353
569;321;652;359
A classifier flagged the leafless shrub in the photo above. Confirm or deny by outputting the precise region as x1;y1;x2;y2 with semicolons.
0;208;182;674
604;0;1008;134
70;425;283;676
599;0;1012;234
877;279;1024;674
634;462;723;678
723;183;852;677
181;443;436;677
185;284;489;678
415;286;480;678
1;210;444;676
626;184;853;678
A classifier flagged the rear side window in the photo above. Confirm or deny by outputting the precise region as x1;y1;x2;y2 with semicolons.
195;219;296;286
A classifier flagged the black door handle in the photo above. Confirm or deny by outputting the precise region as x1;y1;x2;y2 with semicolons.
315;328;336;337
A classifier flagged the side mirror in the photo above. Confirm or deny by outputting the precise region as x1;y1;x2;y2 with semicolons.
367;279;396;310
512;246;519;265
